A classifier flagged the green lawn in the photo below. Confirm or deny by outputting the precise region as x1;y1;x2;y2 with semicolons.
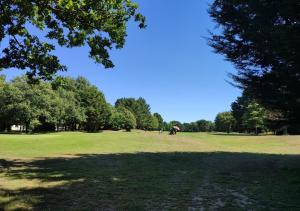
1;131;300;210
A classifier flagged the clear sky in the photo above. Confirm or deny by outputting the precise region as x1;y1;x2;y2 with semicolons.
2;0;241;123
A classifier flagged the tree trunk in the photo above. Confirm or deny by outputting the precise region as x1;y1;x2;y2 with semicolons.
25;123;29;133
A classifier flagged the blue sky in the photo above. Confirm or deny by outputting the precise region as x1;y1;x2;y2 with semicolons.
2;0;241;122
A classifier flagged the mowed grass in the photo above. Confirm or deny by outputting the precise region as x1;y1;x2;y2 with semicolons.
0;131;300;210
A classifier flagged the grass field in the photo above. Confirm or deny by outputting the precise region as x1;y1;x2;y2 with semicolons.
0;131;300;210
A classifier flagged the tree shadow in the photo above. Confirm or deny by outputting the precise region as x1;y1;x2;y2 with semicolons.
1;152;300;210
0;131;60;135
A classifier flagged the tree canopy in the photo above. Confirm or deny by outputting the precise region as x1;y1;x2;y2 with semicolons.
115;97;153;130
215;111;235;133
0;0;145;81
153;113;164;130
0;75;110;132
209;0;300;131
242;102;266;134
109;107;136;132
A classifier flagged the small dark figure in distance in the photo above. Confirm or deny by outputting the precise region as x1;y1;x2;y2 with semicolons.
169;126;180;135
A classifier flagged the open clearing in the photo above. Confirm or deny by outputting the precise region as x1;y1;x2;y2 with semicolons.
1;131;300;210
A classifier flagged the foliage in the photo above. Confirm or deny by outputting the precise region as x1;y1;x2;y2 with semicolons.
148;115;159;131
1;76;60;132
74;77;110;132
215;112;235;133
0;0;145;81
196;120;214;132
182;122;199;132
1;75;165;133
163;122;170;131
242;102;266;134
0;75;110;132
110;107;136;132
209;0;300;129
231;93;251;132
153;113;164;130
181;120;214;132
230;93;290;134
115;97;152;130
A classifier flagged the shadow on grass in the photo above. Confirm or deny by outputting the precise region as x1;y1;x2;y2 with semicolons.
1;152;300;210
0;131;61;136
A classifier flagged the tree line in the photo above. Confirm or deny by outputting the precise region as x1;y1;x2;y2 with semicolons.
0;75;163;133
168;92;297;135
1;74;297;135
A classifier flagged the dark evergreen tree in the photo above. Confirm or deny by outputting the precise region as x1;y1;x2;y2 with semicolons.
209;0;300;133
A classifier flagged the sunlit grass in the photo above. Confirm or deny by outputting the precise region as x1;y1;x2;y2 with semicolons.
0;131;300;210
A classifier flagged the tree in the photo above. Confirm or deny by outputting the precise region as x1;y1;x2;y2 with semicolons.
118;107;137;132
54;76;111;132
115;97;152;130
209;0;300;133
153;113;164;130
196;120;214;132
75;77;110;132
1;76;61;132
109;109;124;131
182;122;198;132
242;102;266;135
109;107;136;132
149;115;159;131
163;122;170;131
0;76;6;130
56;87;86;131
0;0;145;81
215;112;235;133
264;110;286;135
231;93;252;132
0;76;13;131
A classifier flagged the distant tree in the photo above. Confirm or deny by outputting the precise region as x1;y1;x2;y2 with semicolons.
109;107;136;132
56;88;86;131
265;110;286;135
215;112;235;133
0;76;6;130
196;120;214;132
115;97;152;130
4;76;61;132
118;107;137;132
135;98;152;130
182;122;198;132
0;76;11;131
75;77;110;132
163;122;170;131
242;102;266;135
0;75;5;87
0;78;28;131
153;113;164;130
149;115;159;131
207;121;215;132
0;1;145;81
182;123;190;132
231;93;252;132
209;0;300;132
109;108;124;131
